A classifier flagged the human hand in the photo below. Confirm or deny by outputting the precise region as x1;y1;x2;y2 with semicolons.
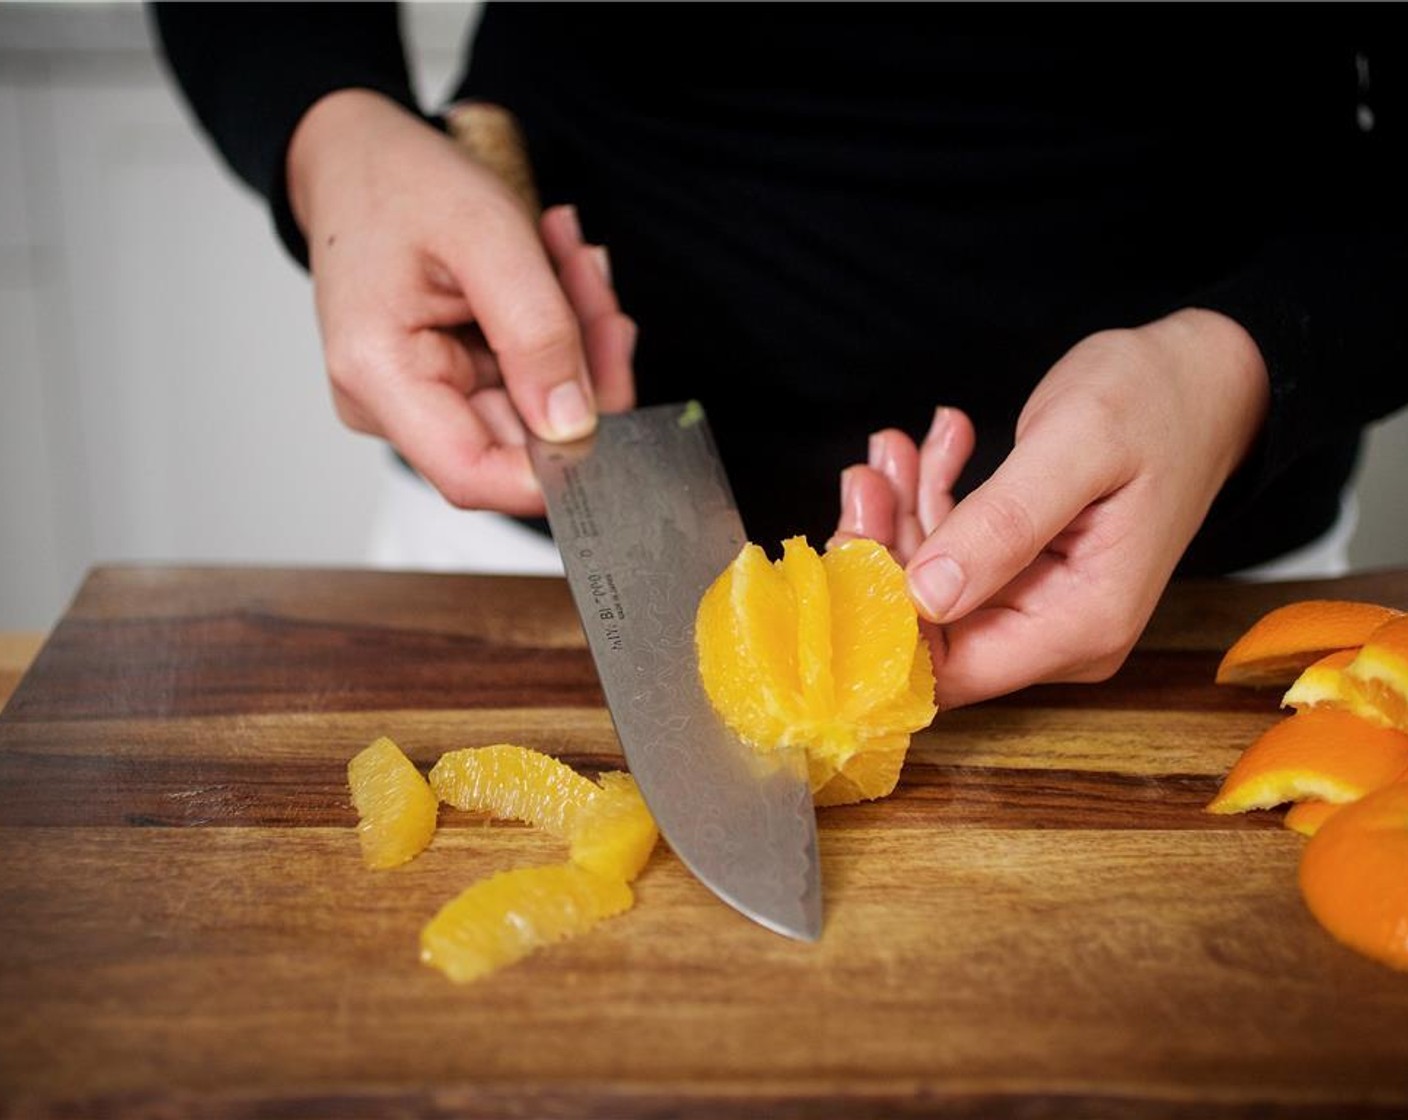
286;89;636;516
833;309;1269;708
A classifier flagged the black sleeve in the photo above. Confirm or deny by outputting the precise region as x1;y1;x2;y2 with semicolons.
148;1;426;266
1190;32;1408;516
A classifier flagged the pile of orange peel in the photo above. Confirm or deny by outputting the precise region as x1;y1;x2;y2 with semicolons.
348;738;658;983
1211;599;1408;971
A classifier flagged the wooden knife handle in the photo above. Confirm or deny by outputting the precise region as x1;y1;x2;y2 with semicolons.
443;101;542;219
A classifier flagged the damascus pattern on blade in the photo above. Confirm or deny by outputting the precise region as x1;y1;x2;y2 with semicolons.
529;403;822;940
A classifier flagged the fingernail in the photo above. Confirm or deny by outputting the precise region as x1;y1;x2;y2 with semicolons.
561;204;583;245
590;244;611;285
908;554;965;622
925;406;952;446
546;379;596;440
867;432;885;471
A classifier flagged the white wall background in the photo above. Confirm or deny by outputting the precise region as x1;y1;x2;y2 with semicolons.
2;2;1406;632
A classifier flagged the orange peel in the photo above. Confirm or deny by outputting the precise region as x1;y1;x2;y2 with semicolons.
1299;777;1408;971
1216;600;1403;688
1205;709;1408;815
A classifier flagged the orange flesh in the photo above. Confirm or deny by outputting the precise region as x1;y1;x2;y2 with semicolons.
347;737;438;869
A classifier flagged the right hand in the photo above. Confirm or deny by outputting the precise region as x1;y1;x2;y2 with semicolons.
286;89;637;516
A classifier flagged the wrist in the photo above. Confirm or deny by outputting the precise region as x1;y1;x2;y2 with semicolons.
1146;307;1271;481
286;88;403;239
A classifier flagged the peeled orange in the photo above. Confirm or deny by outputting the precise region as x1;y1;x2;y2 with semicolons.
347;737;438;869
1299;777;1408;971
1216;600;1403;687
696;536;936;805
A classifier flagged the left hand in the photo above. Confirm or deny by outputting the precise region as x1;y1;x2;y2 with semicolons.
832;308;1270;709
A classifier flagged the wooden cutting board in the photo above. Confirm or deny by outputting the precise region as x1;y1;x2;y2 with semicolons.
3;565;1408;1118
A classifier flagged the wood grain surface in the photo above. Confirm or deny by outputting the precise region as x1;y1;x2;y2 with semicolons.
3;565;1408;1119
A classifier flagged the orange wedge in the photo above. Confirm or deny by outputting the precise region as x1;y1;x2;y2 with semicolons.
697;536;936;806
1205;710;1408;815
1215;600;1403;687
347;737;438;869
1344;615;1408;731
420;863;633;984
1283;799;1343;837
1299;778;1408;971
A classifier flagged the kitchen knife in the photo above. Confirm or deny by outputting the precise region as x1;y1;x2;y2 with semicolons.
528;402;822;941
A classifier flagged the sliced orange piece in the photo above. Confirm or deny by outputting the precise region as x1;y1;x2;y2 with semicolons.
1283;799;1343;837
347;737;438;869
430;744;658;882
567;770;658;882
1215;600;1402;687
812;738;909;807
696;543;806;750
420;864;633;984
1299;778;1408;971
429;743;598;837
696;536;936;806
1344;615;1408;731
1205;710;1408;815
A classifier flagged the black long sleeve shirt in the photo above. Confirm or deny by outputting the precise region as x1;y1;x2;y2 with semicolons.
151;3;1408;571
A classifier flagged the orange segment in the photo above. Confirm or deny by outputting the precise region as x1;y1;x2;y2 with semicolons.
813;739;909;807
1298;779;1408;971
1216;600;1402;687
779;535;835;722
1283;799;1343;837
825;538;919;722
569;771;659;882
347;737;438;869
428;743;598;837
1344;615;1408;731
696;544;806;750
1205;710;1408;814
420;863;633;984
696;536;936;807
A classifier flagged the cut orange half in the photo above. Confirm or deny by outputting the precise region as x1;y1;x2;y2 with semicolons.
1216;600;1403;688
1299;778;1408;971
347;737;438;869
1205;710;1408;815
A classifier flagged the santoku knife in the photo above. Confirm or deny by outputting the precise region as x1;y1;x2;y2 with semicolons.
528;401;822;940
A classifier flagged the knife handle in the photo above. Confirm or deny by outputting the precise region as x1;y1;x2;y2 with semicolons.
443;101;542;220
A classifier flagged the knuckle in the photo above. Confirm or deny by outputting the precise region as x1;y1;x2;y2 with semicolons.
972;491;1041;562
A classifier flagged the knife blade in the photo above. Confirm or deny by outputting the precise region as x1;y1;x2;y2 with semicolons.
528;402;822;941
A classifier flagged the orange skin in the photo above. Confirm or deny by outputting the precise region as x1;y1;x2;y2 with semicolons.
1216;601;1405;688
1299;777;1408;972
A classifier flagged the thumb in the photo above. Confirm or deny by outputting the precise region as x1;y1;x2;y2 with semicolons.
904;417;1119;623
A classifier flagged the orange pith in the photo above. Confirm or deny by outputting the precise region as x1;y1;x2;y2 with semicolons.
347;737;438;869
1344;615;1408;731
697;537;935;805
1205;709;1408;815
1281;650;1390;726
1298;778;1408;971
1215;600;1403;687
